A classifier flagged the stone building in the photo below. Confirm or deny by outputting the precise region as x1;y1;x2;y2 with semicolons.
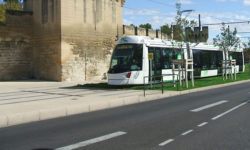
0;0;125;82
0;0;169;82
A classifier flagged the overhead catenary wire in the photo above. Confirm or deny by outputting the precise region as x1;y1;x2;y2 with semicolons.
123;1;250;33
238;32;250;34
239;37;250;38
203;21;250;26
146;0;175;8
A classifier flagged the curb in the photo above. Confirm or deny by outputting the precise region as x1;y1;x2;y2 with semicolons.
0;79;250;128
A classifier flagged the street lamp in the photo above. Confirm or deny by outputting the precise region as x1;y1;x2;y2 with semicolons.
180;9;194;18
180;9;194;14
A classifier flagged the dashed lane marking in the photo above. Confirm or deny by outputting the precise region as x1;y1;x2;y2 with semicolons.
197;122;208;127
55;131;127;150
190;100;228;112
159;139;175;146
181;130;194;136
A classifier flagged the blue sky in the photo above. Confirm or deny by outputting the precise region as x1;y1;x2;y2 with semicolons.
123;0;250;43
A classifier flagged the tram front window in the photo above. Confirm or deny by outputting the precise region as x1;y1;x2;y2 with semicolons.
109;44;143;73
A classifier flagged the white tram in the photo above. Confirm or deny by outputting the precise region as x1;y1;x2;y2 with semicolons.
108;36;244;85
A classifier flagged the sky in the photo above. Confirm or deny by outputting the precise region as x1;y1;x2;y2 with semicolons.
123;0;250;44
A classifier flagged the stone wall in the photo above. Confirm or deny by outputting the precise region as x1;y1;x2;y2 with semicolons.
123;25;169;39
60;0;124;82
123;25;135;36
0;11;33;80
0;0;125;82
31;0;62;81
2;0;175;82
148;29;156;38
0;0;170;83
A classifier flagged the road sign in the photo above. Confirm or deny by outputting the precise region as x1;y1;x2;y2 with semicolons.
148;53;154;60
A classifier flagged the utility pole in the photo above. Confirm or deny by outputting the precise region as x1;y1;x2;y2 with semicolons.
228;25;230;44
171;24;174;40
199;14;201;42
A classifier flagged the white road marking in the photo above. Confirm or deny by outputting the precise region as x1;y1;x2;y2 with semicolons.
55;131;126;150
197;122;208;127
181;130;193;136
190;100;228;112
212;102;247;120
159;139;174;146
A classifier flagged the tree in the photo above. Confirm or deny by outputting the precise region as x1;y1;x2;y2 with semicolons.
160;3;197;44
173;2;196;42
130;24;136;27
213;24;241;79
4;0;22;10
0;3;5;22
0;0;22;23
160;24;171;37
139;23;152;30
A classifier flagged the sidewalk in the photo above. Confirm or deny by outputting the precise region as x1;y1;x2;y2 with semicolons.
0;80;250;128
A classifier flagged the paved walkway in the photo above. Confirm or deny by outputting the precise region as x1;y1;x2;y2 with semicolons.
0;80;250;128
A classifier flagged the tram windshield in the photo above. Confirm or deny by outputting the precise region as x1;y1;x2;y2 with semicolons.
108;44;143;73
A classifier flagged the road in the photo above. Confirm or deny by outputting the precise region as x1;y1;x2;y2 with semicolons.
0;82;250;150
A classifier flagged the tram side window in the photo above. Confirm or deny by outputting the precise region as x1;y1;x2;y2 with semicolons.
154;48;162;70
216;51;223;67
192;50;202;69
210;51;217;69
193;50;223;70
231;52;243;65
162;48;173;69
201;51;210;69
162;48;183;69
131;44;143;70
231;52;243;71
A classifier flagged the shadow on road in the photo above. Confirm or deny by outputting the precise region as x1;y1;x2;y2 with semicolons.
60;83;134;90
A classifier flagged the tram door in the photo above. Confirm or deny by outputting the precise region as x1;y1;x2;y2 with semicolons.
148;47;162;82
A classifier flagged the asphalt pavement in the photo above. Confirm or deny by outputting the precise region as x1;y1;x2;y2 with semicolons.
0;82;249;150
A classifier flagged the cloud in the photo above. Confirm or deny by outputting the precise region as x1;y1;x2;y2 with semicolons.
123;19;133;25
243;0;250;5
216;0;226;2
177;0;194;4
147;16;174;28
216;0;238;2
123;6;250;43
124;9;160;15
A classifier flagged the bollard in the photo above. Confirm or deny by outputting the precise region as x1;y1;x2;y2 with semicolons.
144;77;146;97
161;76;164;94
249;62;250;75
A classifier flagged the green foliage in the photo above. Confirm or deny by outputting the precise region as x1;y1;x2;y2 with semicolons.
160;3;197;42
0;3;5;22
248;38;250;47
78;64;250;91
139;23;152;30
5;1;22;10
213;24;241;79
160;24;171;36
130;24;136;27
213;24;241;56
173;3;197;42
0;0;22;23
